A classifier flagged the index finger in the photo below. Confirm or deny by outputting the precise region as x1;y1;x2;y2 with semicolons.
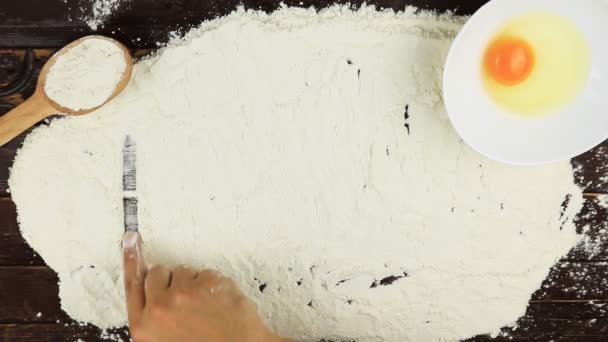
122;231;147;327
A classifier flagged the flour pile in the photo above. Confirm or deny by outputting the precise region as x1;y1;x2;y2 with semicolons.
45;37;127;111
9;6;583;342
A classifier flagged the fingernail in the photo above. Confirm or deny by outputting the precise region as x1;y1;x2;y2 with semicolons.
122;231;140;249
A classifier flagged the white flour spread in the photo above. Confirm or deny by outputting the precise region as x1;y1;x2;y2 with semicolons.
9;6;583;342
44;37;127;111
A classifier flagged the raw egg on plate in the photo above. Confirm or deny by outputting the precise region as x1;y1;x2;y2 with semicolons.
481;12;590;116
443;0;608;165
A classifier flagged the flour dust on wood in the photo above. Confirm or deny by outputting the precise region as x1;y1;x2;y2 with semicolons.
73;0;131;30
9;6;583;342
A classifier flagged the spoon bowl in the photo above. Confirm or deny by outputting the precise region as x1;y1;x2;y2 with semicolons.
0;35;133;146
37;35;133;116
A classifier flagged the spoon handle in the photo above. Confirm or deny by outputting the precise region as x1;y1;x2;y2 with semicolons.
0;92;55;147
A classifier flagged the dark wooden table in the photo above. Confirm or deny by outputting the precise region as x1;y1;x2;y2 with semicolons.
2;1;608;341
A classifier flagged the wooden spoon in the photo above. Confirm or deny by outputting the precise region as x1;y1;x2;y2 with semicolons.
0;35;133;147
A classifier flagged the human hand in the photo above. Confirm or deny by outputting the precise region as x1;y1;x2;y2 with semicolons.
122;232;287;342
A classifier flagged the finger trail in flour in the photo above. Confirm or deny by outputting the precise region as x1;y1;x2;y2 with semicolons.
123;135;138;232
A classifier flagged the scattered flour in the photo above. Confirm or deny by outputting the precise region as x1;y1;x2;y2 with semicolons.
84;0;129;30
99;329;125;342
596;194;608;208
570;194;608;261
9;6;584;342
44;37;127;111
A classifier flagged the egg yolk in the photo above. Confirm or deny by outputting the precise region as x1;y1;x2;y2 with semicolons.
483;37;535;86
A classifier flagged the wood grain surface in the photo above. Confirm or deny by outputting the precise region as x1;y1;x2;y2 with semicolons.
1;1;608;341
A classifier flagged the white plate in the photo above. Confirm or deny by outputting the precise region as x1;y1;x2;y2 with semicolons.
443;0;608;165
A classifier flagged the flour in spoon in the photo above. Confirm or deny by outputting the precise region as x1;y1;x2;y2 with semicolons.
44;37;127;111
10;6;583;342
